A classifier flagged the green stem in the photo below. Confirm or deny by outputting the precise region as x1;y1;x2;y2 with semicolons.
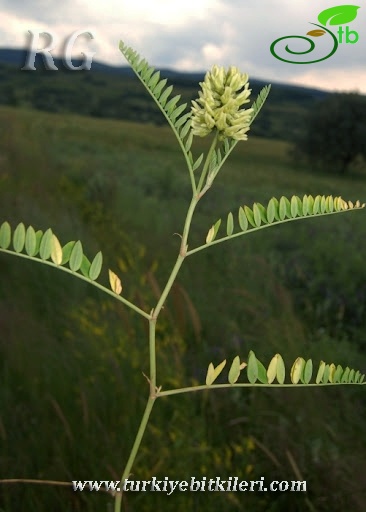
157;381;366;397
187;150;197;196
152;136;218;319
149;317;157;395
114;396;155;512
196;132;219;195
115;305;158;512
114;134;220;511
152;253;185;320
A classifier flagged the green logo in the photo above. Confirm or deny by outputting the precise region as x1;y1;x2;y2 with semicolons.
270;4;360;64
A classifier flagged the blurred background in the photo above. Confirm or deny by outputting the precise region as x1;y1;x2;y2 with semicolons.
1;1;366;511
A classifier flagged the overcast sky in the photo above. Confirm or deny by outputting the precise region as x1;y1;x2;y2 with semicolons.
1;0;365;93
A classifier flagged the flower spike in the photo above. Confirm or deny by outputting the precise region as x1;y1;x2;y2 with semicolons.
191;65;253;141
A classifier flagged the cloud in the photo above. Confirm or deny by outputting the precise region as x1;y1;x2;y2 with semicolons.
0;0;365;93
0;0;84;23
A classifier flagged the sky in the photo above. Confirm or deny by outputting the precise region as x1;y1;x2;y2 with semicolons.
1;0;365;93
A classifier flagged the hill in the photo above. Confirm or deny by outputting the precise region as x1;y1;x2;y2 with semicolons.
0;47;329;141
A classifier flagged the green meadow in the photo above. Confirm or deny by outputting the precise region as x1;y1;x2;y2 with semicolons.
1;104;366;511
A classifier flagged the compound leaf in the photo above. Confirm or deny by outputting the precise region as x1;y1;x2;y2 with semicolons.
119;40;192;170
0;222;109;298
199;195;364;249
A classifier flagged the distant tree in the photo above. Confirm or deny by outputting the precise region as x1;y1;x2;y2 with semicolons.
292;92;366;174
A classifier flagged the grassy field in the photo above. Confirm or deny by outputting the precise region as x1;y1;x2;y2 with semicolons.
1;105;366;511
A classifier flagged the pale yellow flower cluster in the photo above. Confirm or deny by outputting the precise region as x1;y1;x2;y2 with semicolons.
191;65;253;141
